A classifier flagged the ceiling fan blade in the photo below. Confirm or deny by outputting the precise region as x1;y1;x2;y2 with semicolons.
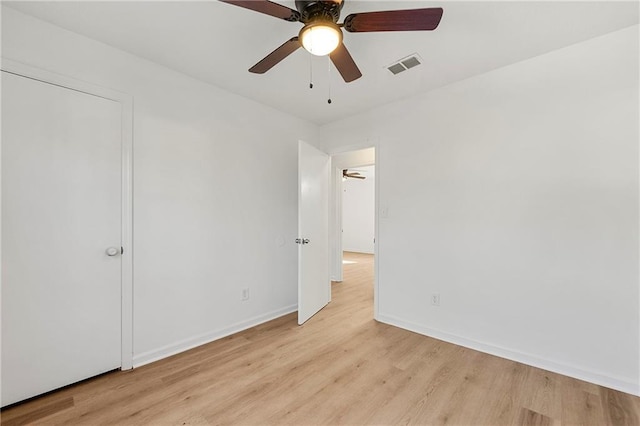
330;43;362;83
249;37;301;74
343;170;366;179
219;0;300;22
343;8;443;33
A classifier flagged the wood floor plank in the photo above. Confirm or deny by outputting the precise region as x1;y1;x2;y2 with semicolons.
2;251;639;425
559;373;605;426
0;396;74;426
518;407;560;426
522;367;563;421
473;360;531;425
601;387;640;425
358;343;460;425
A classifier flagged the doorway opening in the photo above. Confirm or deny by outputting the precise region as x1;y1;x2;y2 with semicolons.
329;147;377;319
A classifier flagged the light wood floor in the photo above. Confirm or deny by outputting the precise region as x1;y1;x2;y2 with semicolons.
2;251;639;425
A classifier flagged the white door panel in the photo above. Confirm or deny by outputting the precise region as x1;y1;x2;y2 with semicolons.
298;141;330;325
1;71;122;406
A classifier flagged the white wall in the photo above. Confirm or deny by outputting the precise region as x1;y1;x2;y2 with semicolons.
1;7;319;365
320;26;640;395
343;166;375;254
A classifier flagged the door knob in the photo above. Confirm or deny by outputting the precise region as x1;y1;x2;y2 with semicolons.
302;239;310;245
105;247;120;256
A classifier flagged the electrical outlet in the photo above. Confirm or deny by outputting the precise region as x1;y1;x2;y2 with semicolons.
431;293;440;306
241;288;250;301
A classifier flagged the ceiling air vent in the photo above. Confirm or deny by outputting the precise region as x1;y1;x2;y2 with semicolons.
386;53;422;75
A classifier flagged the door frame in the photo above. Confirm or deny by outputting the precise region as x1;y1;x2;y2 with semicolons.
1;58;134;370
329;145;378;319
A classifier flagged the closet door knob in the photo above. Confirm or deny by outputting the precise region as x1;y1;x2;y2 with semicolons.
105;247;120;256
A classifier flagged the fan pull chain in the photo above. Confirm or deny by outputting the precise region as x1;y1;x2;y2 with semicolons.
327;57;332;104
309;55;313;89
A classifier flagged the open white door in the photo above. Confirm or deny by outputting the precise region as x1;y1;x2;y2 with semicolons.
297;141;330;325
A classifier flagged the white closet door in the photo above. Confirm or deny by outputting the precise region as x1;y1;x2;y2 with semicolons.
1;71;122;406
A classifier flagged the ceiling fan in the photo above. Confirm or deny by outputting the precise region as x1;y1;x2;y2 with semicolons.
343;169;365;180
219;0;443;83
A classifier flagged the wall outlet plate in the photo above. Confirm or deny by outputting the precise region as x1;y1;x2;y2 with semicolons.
431;293;440;306
242;288;250;301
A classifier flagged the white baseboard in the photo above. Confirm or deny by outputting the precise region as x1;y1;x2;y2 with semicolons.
377;313;640;397
133;305;297;367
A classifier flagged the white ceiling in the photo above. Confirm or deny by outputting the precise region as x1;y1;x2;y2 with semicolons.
6;1;638;125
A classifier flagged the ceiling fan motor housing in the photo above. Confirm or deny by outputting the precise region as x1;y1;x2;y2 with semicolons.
295;0;343;23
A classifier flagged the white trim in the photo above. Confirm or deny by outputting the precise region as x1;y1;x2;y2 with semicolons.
373;145;379;320
1;58;135;371
637;21;640;400
377;313;640;397
119;90;134;370
1;58;127;104
133;305;297;367
326;141;376;157
331;164;344;282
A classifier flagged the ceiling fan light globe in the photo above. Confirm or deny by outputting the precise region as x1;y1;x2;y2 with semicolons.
300;22;342;56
